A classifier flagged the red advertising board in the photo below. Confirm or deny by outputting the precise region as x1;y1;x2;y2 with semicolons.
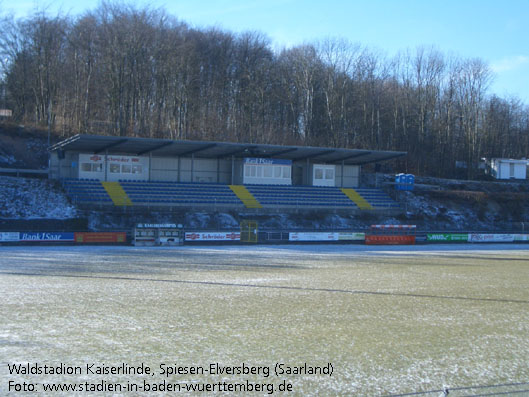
365;235;416;245
74;232;127;243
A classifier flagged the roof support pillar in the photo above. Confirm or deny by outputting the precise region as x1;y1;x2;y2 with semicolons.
341;161;344;188
306;158;310;186
104;149;108;182
231;155;235;184
148;152;152;182
177;156;181;182
57;153;62;179
191;153;194;182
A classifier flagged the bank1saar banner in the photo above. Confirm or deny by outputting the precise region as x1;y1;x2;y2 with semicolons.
19;232;75;242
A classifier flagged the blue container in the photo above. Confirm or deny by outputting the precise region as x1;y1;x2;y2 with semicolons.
405;174;415;191
395;173;404;190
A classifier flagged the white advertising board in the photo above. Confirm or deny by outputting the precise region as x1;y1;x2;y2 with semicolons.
0;232;20;242
136;223;178;228
289;232;365;241
514;234;529;242
185;232;241;241
468;234;515;243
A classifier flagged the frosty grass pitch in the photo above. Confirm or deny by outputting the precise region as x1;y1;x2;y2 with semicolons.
1;244;528;395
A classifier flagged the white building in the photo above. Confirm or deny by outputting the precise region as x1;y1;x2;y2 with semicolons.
489;158;527;180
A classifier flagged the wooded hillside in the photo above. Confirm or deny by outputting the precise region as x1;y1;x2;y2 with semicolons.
1;3;528;177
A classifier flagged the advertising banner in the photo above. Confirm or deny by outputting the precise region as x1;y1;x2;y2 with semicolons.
365;235;416;245
513;234;529;242
468;234;515;243
338;232;365;241
426;233;468;242
0;232;20;242
289;232;365;241
79;153;149;181
185;232;241;241
74;232;127;243
78;153;105;179
289;232;338;241
136;223;178;228
244;157;292;165
19;232;75;242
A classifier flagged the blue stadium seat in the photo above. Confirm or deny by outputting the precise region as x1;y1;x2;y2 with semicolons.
61;179;399;209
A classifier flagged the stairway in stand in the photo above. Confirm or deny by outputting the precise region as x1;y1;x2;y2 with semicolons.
229;185;262;208
102;182;133;206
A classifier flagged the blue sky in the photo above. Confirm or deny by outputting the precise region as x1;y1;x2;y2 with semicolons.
4;0;529;104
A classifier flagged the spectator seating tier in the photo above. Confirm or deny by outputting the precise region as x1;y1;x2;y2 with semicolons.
61;179;400;210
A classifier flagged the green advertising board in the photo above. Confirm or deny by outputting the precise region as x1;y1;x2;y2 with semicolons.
426;233;468;242
338;232;365;241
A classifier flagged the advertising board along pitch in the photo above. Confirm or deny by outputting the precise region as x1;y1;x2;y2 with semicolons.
185;232;241;241
365;224;416;245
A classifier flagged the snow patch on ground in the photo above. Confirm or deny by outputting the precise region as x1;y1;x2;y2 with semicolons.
0;153;16;165
0;176;77;219
214;212;239;228
185;212;211;229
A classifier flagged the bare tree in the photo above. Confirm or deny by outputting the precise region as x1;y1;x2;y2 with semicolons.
1;3;527;178
455;58;492;177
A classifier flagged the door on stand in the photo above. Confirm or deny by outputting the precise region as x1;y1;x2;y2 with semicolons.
240;220;258;243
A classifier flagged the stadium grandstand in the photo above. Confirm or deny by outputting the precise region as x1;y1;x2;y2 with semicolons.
49;135;405;211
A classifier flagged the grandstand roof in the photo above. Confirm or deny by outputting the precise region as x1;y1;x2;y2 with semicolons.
50;134;406;165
